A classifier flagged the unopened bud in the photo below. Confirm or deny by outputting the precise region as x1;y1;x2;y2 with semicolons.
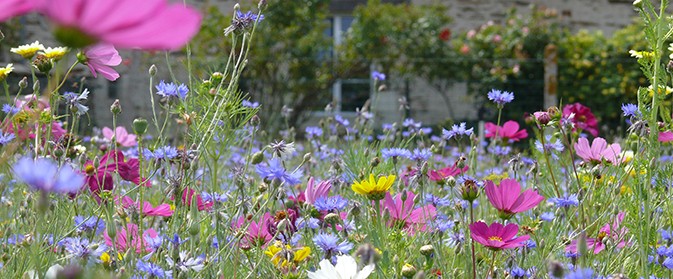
370;157;381;168
401;263;417;278
534;111;551;125
189;222;200;236
33;54;53;73
250;115;260;126
324;213;340;225
251;151;264;165
258;0;267;9
460;180;479;202
133;118;148;136
110;99;122;115
303;152;311;163
549;260;565;277
420;245;434;257
18;77;27;89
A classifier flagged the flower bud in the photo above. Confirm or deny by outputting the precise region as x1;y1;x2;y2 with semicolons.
324;213;340;225
370;157;381;168
250;115;260;127
548;260;565;277
149;64;157;76
133;118;148;136
32;54;53;73
534;111;551;125
401;263;417;278
251;151;264;165
460;180;479;202
258;0;267;9
633;0;643;8
18;77;27;89
110;99;122;115
420;245;434;257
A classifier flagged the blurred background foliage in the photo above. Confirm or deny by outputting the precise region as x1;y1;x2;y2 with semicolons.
190;0;646;134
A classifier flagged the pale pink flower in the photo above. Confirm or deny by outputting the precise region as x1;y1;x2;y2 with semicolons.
104;223;157;253
102;126;137;147
35;0;202;50
485;120;528;142
566;212;627;254
574;137;622;164
380;191;436;234
304;177;331;205
81;44;121;81
485;179;544;219
121;196;173;217
0;0;34;22
232;212;274;249
659;131;673;142
428;164;468;182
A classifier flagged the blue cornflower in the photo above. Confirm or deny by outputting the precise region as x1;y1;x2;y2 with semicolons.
510;266;528;278
147;146;179;160
313;233;353;256
0;132;15;145
63;89;90;116
255;158;303;186
1;104;19;115
314;196;348;212
136;260;171;278
155;80;188;100
59;237;107;260
6;234;25;245
381;148;411;160
297;217;320;230
305;126;323;139
168;233;188;247
424;194;453;207
201;192;227;204
488;145;511;156
144;234;164;251
402;118;421;130
621;103;640;118
74;216;105;234
371;71;386;81
664;257;673;270
410;148;432;162
241;100;260;108
236;10;264;23
540;212;555;222
564;268;595;279
549;194;579;208
535;136;564;159
660;229;673;242
13;157;84;194
442;122;474;140
334;114;350;126
487;89;514;106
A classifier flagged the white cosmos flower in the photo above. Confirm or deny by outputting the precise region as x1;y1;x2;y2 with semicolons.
307;255;375;279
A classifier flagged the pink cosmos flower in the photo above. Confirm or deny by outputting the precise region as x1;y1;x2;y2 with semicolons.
566;212;627;255
659;131;673;142
304;177;331;205
563;103;599;136
83;151;146;196
0;0;34;22
81;44;121;81
121;196;173;217
232;212;274;249
34;0;201;50
428;163;468;183
485;179;544;219
181;187;213;211
102;126;137;147
484;120;528;142
574;137;622;164
380;191;436;234
104;223;157;253
469;221;530;250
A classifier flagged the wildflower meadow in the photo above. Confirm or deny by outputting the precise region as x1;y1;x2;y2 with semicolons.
1;0;673;278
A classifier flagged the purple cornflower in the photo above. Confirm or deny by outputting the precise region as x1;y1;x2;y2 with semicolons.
155;80;188;100
166;251;205;272
59;237;107;260
424;194;452;207
242;100;260;108
334;114;350;126
488;145;511;156
201;192;227;204
146;146;179;160
549;194;579;208
313;233;353;257
381;148;411;160
535;135;564;159
621;103;640;118
305;126;323;139
169;233;188;247
144;234;164;251
136;260;171;278
403;118;421;130
410;148;432;162
0;132;15;145
510;266;528;278
442;122;473;140
13;157;84;194
664;258;673;270
2;104;20;115
563;268;595;279
255;158;302;186
74;216;105;234
63;89;90;116
313;196;348;212
487;89;514;106
371;71;386;81
540;212;555;222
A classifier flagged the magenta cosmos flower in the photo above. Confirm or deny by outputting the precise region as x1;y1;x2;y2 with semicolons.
232;212;274;249
469;221;530;250
120;196;173;217
104;223;157;253
102;126;137;147
659;131;673;142
485;179;544;219
574;137;622;164
484;120;528;142
33;0;201;50
380;191;436;234
304;177;331;205
79;44;121;81
563;103;599;136
566;212;627;255
0;0;34;22
428;163;468;183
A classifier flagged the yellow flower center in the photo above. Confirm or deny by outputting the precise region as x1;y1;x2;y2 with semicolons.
488;236;503;242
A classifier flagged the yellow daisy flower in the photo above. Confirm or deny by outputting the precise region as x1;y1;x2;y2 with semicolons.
11;41;44;59
647;85;673;97
264;241;311;268
42;47;69;61
0;64;13;82
351;174;395;200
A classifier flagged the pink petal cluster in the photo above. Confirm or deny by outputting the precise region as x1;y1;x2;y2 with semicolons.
574;137;622;164
659;131;673;142
232;212;274;249
485;179;544;218
0;0;34;22
83;151;146;196
304;177;331;205
563;103;599;136
102;126;137;147
104;223;157;253
428;163;468;182
181;187;213;212
120;196;173;217
566;212;627;255
484;120;528;142
469;221;530;250
380;191;436;234
82;44;122;81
